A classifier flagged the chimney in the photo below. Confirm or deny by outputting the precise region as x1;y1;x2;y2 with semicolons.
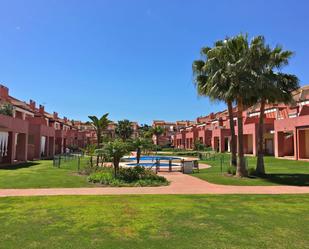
0;85;9;99
53;112;58;119
29;100;36;110
39;105;45;114
64;116;68;122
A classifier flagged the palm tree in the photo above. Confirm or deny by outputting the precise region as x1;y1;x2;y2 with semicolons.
192;41;237;167
248;36;299;175
151;126;164;145
115;119;133;141
221;34;260;177
88;113;110;165
104;139;128;176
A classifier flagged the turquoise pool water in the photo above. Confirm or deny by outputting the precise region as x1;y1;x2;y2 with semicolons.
127;156;181;161
126;162;179;167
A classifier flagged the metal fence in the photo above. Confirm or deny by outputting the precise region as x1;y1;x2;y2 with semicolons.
53;153;84;170
201;153;249;174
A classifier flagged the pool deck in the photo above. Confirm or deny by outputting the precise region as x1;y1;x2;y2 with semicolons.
1;163;309;197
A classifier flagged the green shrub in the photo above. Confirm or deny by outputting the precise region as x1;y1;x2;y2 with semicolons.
0;103;14;116
247;167;256;176
117;166;165;182
88;166;168;186
227;166;236;175
88;172;114;184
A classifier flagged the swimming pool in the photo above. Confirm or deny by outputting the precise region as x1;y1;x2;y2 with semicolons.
126;162;179;167
126;156;181;161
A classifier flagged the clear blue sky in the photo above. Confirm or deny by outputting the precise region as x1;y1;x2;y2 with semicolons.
0;0;308;124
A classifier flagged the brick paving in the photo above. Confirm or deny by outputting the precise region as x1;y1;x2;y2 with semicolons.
1;165;309;197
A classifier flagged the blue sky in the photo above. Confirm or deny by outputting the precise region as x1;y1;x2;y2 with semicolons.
0;0;308;124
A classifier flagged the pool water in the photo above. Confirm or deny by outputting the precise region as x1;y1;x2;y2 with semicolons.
126;163;179;167
127;156;181;161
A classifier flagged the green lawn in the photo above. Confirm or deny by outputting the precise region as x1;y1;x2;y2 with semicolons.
0;158;93;188
0;195;308;249
193;154;309;186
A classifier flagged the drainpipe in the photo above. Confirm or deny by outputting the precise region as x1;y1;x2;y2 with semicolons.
294;128;298;160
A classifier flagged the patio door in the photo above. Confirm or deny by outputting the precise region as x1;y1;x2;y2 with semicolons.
265;139;274;155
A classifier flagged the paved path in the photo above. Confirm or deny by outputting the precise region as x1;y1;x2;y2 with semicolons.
1;169;309;197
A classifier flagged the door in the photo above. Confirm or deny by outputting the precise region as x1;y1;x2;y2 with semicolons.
265;139;274;155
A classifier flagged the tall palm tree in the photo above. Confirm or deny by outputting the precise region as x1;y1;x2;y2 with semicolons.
88;113;110;165
115;119;133;141
248;36;299;175
192;41;237;167
221;34;259;177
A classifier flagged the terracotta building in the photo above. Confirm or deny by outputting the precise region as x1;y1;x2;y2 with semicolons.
152;120;194;147
172;85;309;161
0;84;93;166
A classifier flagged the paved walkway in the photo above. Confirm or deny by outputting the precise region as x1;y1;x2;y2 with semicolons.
1;168;309;197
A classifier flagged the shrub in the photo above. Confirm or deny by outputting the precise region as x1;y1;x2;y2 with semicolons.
247;167;256;176
0;103;14;116
88;166;168;186
226;166;236;175
88;172;114;185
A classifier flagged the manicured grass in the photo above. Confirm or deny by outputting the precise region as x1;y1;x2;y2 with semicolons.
0;195;308;249
193;154;309;186
0;158;93;188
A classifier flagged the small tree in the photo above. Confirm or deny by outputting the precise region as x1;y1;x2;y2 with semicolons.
130;137;153;163
115;119;133;141
151;126;164;145
81;144;96;167
193;139;206;151
88;113;110;165
138;124;153;138
104;139;128;176
0;103;14;116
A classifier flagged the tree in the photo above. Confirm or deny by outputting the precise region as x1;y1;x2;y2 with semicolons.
0;103;14;116
222;34;261;177
151;126;164;145
248;36;299;175
104;139;128;176
138;124;153;138
130;137;143;164
115;119;133;141
193;41;237;167
81;144;96;167
88;113;110;165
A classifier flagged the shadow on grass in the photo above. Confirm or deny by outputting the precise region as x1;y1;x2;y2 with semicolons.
261;174;309;186
0;162;40;170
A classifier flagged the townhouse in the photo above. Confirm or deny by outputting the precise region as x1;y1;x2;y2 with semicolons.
170;85;309;161
152;120;194;147
0;84;92;166
275;86;309;160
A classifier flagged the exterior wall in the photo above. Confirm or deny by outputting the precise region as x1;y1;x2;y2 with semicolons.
0;114;29;164
28;117;55;159
211;128;230;153
274;114;309;160
184;128;198;149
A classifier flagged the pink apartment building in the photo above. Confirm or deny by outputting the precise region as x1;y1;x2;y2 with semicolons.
152;120;194;147
0;84;93;166
171;85;309;161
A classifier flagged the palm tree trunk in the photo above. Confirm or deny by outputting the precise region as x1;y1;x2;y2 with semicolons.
256;99;266;175
96;131;101;166
113;158;119;177
227;100;237;167
137;147;141;164
236;97;248;177
90;156;93;168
